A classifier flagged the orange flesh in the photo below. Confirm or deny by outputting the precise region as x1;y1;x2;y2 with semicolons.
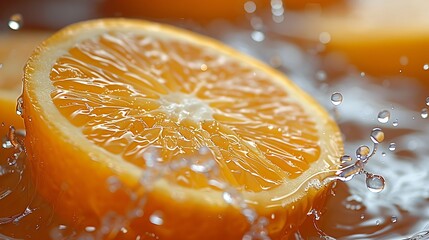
49;32;321;192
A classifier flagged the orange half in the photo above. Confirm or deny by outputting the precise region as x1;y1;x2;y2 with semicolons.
23;19;343;239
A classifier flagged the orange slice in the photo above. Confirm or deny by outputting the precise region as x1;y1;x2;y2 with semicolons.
307;0;429;79
22;19;343;239
0;31;50;136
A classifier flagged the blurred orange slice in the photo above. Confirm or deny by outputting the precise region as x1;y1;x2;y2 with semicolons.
0;31;49;136
23;19;342;239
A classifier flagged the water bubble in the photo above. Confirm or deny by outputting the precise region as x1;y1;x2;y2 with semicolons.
330;92;343;106
424;64;429;71
391;216;398;223
251;31;265;42
149;211;164;225
340;155;353;164
392;119;399;127
389;142;396;151
365;174;385;193
244;1;257;13
377;110;390;123
356;145;370;161
8;14;23;30
370;128;384;143
421;108;428;119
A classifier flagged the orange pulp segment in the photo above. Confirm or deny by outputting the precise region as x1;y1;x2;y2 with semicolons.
23;19;343;239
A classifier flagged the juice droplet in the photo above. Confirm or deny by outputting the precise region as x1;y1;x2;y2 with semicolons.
423;64;429;71
8;14;23;30
149;211;164;225
370;128;384;143
356;145;370;160
421;108;428;119
389;142;396;151
377;110;390;123
366;174;385;193
330;92;343;106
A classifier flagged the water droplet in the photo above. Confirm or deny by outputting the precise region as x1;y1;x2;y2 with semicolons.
424;64;429;71
360;72;366;77
244;1;256;13
382;152;386;157
319;32;331;44
8;14;23;30
391;216;397;223
190;158;216;173
340;155;353;164
392;119;399;127
16;96;24;117
106;176;121;192
222;188;242;206
426;97;429;106
242;208;258;223
377;110;390;123
0;63;3;69
389;142;396;151
330;92;343;106
316;70;327;81
85;226;96;232
343;195;365;211
356;145;371;161
149;211;164;225
366;174;385;193
337;160;364;181
251;31;265;42
376;219;381;225
421;108;428;119
200;64;207;71
360;214;365;219
370;128;384;143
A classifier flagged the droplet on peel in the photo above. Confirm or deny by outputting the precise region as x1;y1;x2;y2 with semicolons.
356;145;371;160
330;92;343;106
377;110;390;123
370;128;384;143
366;174;385;192
421;108;428;119
389;142;396;151
8;14;23;30
149;211;164;225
